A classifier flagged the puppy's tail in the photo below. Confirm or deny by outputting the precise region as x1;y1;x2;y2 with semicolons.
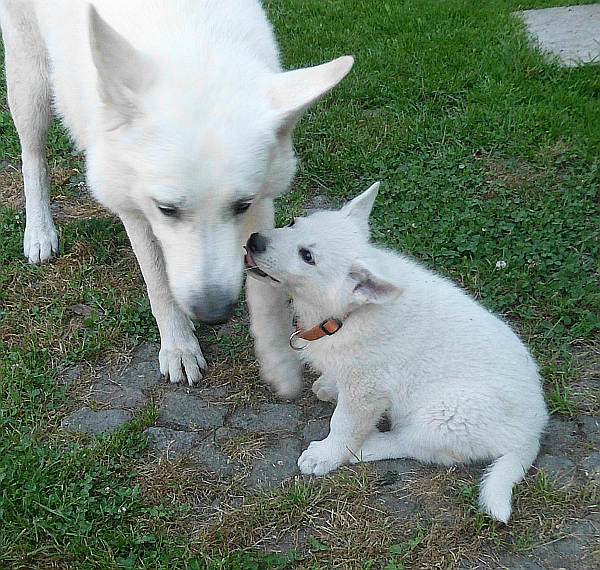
478;443;539;523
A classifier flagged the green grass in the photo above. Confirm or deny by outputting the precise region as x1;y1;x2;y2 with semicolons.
1;0;599;567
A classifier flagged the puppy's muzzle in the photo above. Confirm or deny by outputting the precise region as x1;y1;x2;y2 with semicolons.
247;232;269;254
244;233;279;283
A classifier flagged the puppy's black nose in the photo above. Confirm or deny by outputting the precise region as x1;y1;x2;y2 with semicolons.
247;232;268;254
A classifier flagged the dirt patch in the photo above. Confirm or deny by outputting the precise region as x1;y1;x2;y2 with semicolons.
0;164;107;220
571;343;600;415
483;157;549;197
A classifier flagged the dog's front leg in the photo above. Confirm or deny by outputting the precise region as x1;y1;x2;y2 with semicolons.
245;200;302;399
298;388;386;475
121;214;206;385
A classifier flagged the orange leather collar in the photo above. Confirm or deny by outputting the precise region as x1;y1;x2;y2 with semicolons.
289;318;343;350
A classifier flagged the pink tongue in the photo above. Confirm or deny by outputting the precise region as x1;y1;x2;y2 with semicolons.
244;248;257;268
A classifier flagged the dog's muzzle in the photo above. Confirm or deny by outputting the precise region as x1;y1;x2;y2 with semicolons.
191;290;235;325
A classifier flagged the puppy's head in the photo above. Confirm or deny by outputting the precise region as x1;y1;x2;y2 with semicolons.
245;183;402;316
86;6;353;324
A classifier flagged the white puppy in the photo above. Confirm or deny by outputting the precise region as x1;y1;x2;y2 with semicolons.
0;0;352;389
244;183;549;523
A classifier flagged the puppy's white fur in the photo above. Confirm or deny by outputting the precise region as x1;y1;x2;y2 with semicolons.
249;183;549;523
0;0;352;389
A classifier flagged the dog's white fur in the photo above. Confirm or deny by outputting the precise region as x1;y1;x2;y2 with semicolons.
0;0;352;388
248;183;549;523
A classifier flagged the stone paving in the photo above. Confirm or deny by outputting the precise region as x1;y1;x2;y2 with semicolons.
517;5;600;67
60;342;599;567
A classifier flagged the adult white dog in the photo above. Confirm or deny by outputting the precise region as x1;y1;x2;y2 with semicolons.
244;183;549;522
0;0;352;387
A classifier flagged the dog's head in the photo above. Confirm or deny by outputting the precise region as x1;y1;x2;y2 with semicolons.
86;7;353;324
245;183;402;316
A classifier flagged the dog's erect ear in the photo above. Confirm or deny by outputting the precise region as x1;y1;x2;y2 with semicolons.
349;260;402;305
341;182;380;231
89;6;151;123
268;56;354;132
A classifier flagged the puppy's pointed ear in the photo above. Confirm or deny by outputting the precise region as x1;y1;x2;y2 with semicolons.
349;260;402;305
268;56;354;133
341;182;380;231
89;6;152;124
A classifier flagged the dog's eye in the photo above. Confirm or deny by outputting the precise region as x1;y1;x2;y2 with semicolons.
158;204;179;218
233;200;252;216
299;248;315;265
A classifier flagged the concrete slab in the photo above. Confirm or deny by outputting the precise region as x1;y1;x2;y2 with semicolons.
517;5;600;67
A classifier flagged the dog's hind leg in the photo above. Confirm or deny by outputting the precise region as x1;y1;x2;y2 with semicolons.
0;1;58;263
246;199;302;399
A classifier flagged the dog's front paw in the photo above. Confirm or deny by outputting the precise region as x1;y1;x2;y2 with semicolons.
24;220;59;264
298;439;346;476
159;326;207;386
312;375;338;403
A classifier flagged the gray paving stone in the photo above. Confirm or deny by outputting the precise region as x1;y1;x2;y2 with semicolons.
61;407;132;435
199;385;230;401
542;417;578;456
582;452;600;483
145;427;201;458
517;5;600;67
90;383;148;409
302;418;329;442
246;437;301;488
113;343;163;391
303;398;334;421
158;392;227;430
373;458;422;480
497;556;544;570
535;454;576;486
190;440;237;476
214;426;243;443
531;531;597;569
581;415;600;446
229;403;301;433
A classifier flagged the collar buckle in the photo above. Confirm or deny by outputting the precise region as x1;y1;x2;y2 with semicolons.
319;318;343;336
289;317;343;351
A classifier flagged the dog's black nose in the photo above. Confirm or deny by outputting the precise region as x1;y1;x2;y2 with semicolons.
191;292;235;325
247;232;268;254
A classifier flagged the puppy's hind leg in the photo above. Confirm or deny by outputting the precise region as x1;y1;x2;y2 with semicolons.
0;2;57;263
350;427;458;465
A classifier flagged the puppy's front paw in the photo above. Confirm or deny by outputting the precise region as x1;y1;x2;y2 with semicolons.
312;375;338;403
298;439;346;476
259;353;303;399
159;325;207;386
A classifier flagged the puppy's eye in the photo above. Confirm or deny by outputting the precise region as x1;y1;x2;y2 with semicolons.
299;248;315;265
158;204;179;218
233;200;252;216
